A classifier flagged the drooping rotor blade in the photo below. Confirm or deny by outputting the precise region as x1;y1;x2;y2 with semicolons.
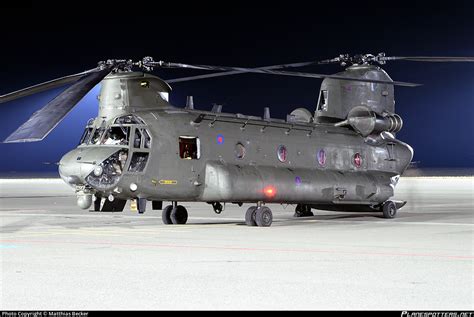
166;60;319;83
381;56;474;62
0;67;101;104
161;62;420;87
3;65;114;143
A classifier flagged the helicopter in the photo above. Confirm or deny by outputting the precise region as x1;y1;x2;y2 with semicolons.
2;53;473;227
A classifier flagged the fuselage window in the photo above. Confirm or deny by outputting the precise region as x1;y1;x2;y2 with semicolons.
317;90;329;112
179;136;200;160
277;145;288;162
143;129;151;148
90;128;105;145
317;148;326;167
102;126;129;146
79;127;93;145
134;129;142;148
235;142;246;159
128;152;149;172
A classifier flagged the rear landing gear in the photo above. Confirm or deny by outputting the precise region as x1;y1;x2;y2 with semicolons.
245;206;257;226
162;203;188;225
245;205;273;227
382;200;397;219
162;205;173;225
171;205;188;224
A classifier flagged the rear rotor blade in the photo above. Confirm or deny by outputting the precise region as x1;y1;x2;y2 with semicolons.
163;62;419;87
166;60;319;83
0;67;101;104
382;56;474;62
3;65;114;143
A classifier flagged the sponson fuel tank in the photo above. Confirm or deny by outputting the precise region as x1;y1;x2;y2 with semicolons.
198;161;394;205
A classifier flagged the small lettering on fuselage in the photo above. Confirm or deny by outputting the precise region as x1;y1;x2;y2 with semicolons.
159;180;178;185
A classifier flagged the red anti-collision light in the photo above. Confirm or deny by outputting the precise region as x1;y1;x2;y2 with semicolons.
263;186;277;198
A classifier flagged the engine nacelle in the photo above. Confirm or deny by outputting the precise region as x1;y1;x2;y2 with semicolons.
337;106;403;137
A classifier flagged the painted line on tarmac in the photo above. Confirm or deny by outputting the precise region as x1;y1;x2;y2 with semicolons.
1;238;472;260
0;244;19;248
0;211;472;227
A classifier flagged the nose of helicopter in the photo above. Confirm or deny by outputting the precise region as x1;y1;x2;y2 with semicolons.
58;147;124;186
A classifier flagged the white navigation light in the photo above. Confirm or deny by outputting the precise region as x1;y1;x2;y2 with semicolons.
93;165;103;176
130;183;138;192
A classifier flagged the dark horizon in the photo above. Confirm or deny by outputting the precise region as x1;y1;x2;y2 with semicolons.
1;4;473;172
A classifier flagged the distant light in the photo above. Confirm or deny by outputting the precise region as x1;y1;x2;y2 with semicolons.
263;185;277;198
130;183;138;192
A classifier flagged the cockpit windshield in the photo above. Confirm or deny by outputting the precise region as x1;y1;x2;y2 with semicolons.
81;115;148;147
102;126;130;146
89;127;106;145
79;127;93;145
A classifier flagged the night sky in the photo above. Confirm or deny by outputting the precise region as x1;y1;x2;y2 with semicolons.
1;3;473;174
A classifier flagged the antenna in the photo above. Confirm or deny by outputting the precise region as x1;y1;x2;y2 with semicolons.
185;96;194;109
211;104;222;113
263;107;271;121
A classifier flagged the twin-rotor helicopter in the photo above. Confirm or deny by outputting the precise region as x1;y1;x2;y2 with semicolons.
2;53;472;226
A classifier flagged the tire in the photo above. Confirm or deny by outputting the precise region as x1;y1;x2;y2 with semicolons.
245;206;258;226
171;205;188;224
255;206;273;227
162;205;173;225
382;200;397;219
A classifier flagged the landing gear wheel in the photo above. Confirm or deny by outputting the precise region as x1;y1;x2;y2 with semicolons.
255;206;273;227
171;205;188;224
245;206;258;226
294;204;314;217
162;205;173;225
382;200;397;219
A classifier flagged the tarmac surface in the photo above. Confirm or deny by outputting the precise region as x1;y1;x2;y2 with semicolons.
0;177;473;310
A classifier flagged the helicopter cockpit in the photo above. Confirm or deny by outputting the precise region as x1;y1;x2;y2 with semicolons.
71;114;152;191
78;115;152;147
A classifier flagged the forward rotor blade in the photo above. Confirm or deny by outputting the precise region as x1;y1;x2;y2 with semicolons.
3;65;114;143
166;60;319;83
165;62;419;87
0;67;101;104
382;56;474;62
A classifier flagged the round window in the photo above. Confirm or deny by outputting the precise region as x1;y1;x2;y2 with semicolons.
317;149;326;166
235;142;246;159
277;145;288;162
353;152;362;167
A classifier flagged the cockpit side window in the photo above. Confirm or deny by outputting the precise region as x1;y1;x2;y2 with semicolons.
134;129;142;148
102;126;130;146
143;129;151;149
79;127;93;145
128;152;149;172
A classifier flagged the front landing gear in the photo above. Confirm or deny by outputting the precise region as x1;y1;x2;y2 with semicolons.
245;205;273;227
381;200;397;219
162;203;188;225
